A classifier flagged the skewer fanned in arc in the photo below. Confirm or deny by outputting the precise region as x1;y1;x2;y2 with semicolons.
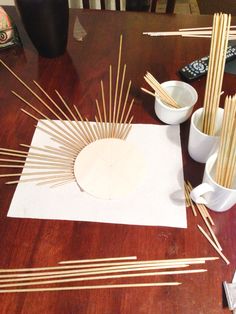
0;35;135;189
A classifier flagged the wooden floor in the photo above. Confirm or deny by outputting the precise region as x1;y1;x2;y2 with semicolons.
157;0;200;14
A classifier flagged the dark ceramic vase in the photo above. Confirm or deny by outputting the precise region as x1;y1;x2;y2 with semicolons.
15;0;69;58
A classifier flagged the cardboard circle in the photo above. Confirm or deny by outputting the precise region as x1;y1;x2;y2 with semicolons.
74;138;146;199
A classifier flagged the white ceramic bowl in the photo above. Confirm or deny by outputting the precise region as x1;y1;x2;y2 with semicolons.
154;80;198;125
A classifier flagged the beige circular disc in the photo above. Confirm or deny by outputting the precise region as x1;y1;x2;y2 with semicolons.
74;138;146;199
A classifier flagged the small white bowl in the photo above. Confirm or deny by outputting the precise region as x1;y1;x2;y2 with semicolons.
154;80;198;125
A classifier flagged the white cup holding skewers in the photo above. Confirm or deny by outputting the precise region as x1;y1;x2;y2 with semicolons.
154;81;198;125
190;153;236;212
188;107;224;163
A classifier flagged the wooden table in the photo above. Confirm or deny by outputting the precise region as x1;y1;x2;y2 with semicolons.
0;7;235;314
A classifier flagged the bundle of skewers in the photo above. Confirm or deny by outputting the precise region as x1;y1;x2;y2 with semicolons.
0;255;218;293
185;181;230;265
0;35;135;187
201;13;231;135
215;95;236;188
141;72;180;108
143;16;235;40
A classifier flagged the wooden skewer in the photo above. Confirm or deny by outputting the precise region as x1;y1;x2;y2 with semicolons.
215;95;236;188
33;81;89;142
94;115;103;139
10;72;91;149
197;225;230;265
11;74;87;145
109;64;113;137
20;144;77;159
0;264;189;279
13;90;86;148
203;13;218;134
116;64;127;124
0;170;72;178
115;80;132;137
56;92;96;144
112;34;123;134
0;147;73;161
91;119;102;140
84;118;98;141
202;13;219;134
184;188;190;207
93;115;104;140
36;175;75;186
143;30;236;36
79;116;96;143
0;266;195;284
6;174;75;185
54;90;89;139
120;116;133;140
0;158;73;167
0;257;217;273
21;108;83;151
35;124;82;152
224;123;236;187
144;72;180;108
121;122;133;140
59;256;137;264
184;182;197;216
143;27;236;37
198;203;215;226
95;99;105;138
0;269;205;288
196;203;222;251
141;87;156;97
202;13;231;135
0;282;181;293
187;181;214;225
49;178;76;188
100;80;108;137
179;25;236;31
0;150;73;163
117;116;132;139
73;105;96;143
209;14;230;135
113;64;127;137
0;164;73;170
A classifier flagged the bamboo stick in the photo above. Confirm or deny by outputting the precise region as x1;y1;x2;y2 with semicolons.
197;225;230;265
21;108;83;151
0;269;206;288
196;203;222;251
59;256;137;264
0;257;217;273
6;174;75;185
20;144;77;159
202;13;231;135
112;34;123;136
109;64;112;137
13;90;86;147
0;282;181;293
184;182;197;216
0;264;189;279
141;87;156;97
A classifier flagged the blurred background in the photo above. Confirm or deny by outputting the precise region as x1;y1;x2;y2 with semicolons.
0;0;236;15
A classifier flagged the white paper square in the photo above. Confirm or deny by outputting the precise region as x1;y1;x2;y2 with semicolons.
7;122;187;228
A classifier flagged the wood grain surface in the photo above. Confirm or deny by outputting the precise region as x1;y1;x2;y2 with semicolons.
0;7;235;314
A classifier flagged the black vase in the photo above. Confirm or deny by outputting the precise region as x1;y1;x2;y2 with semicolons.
15;0;69;58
